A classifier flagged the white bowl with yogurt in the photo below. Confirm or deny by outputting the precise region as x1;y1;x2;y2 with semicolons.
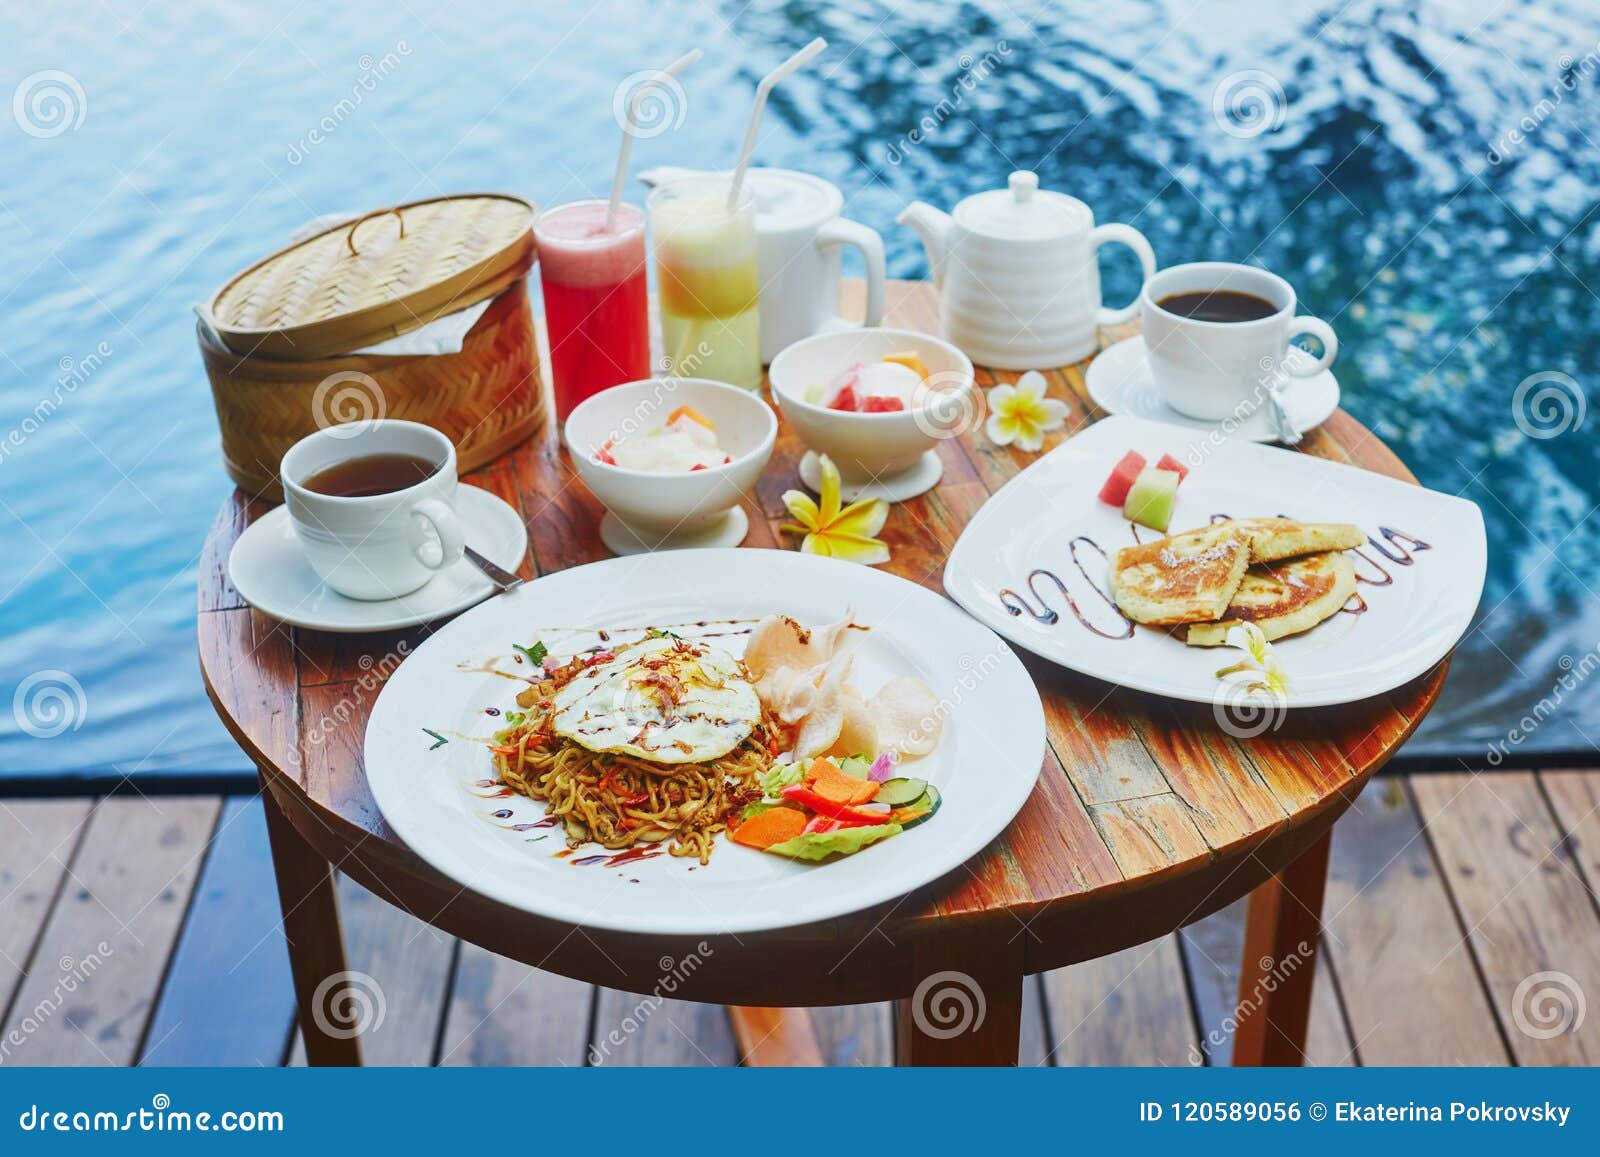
565;378;776;556
768;327;975;502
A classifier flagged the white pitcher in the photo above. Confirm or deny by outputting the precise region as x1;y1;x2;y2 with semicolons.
898;171;1157;369
639;167;886;363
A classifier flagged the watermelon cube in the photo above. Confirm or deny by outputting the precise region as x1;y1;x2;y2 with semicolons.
1097;450;1147;507
861;395;906;413
1155;452;1190;483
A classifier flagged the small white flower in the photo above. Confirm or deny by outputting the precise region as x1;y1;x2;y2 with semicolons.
984;371;1070;452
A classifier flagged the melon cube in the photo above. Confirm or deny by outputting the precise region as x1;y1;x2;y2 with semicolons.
1123;467;1180;532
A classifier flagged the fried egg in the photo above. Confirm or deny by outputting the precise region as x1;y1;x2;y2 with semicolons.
550;636;761;764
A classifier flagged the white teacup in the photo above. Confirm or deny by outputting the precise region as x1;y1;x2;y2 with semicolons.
640;166;886;363
280;420;465;601
1141;262;1337;421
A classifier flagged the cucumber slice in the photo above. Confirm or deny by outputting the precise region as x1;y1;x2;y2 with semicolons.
874;777;929;807
897;785;942;830
835;755;874;780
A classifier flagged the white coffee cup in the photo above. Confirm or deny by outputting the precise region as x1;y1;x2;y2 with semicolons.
640;166;886;363
1141;262;1337;421
280;420;465;601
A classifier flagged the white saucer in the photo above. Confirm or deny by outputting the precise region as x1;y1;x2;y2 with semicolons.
799;449;943;502
598;506;749;556
227;486;528;634
1085;335;1340;442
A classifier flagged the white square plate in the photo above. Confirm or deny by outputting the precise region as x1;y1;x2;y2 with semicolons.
944;416;1486;708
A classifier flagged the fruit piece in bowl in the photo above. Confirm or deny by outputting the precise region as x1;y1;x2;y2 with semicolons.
769;328;975;503
567;379;776;556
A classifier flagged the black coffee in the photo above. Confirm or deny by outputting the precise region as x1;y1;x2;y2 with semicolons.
302;453;438;497
1156;289;1278;323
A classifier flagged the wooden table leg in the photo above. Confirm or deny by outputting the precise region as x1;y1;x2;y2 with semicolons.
727;1007;825;1066
1231;828;1332;1066
259;774;363;1066
895;928;1025;1066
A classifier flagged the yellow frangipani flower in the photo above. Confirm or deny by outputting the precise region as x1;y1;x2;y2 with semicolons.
984;370;1070;452
780;454;891;566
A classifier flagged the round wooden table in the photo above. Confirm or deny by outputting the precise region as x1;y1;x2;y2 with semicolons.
198;281;1446;1067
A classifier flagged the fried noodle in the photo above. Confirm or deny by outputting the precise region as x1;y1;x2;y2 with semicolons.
489;647;775;864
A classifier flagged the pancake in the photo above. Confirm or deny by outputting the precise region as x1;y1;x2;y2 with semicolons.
1109;523;1253;626
1185;550;1358;646
1217;517;1365;563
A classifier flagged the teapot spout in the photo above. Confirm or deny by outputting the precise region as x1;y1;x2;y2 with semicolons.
896;201;954;286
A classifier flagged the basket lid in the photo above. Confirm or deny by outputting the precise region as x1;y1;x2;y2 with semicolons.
209;193;537;360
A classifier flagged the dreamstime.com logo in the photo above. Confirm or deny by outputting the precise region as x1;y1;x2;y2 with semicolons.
312;370;387;438
0;943;114;1064
612;69;689;140
1511;370;1585;440
1511;970;1586;1040
17;1095;283;1134
588;945;714;1063
1212;679;1287;740
1212;70;1286;139
909;970;987;1039
311;970;387;1040
12;70;86;138
12;670;87;739
909;370;985;442
1187;941;1313;1064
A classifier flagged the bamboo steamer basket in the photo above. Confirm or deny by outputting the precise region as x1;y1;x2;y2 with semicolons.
200;195;544;501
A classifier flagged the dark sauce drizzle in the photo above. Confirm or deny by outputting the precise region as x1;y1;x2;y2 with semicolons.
999;519;1429;636
1351;527;1432;587
998;536;1135;640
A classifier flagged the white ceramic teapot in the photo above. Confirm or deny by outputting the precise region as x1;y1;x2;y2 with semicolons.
898;171;1156;369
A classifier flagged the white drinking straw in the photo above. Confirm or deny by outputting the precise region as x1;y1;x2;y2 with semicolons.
608;49;703;232
725;37;827;212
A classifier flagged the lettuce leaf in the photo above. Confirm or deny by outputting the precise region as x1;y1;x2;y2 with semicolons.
758;761;807;798
764;822;903;861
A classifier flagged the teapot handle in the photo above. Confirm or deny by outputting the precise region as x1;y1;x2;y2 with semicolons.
1090;224;1157;327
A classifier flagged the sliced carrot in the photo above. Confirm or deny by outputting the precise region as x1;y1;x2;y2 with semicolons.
883;351;928;379
806;758;880;806
730;806;807;850
667;404;715;431
889;806;930;825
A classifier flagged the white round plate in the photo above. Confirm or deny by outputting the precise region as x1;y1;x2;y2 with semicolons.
799;449;944;502
227;486;528;633
363;549;1045;935
1086;335;1339;442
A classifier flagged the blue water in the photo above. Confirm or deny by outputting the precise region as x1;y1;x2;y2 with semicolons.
3;0;1598;778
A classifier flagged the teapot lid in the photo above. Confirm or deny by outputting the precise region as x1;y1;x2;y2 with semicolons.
953;171;1089;241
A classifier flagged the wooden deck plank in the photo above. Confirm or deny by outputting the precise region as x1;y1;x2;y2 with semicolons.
590;987;740;1066
1039;934;1199;1066
138;797;296;1066
1411;771;1600;1065
288;873;456;1066
438;947;593;1066
1178;897;1354;1066
1540;768;1600;892
0;800;93;1022
1321;778;1507;1064
806;1004;894;1067
1;797;222;1066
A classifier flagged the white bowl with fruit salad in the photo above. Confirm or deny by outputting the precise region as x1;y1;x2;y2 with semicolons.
768;328;975;502
566;378;776;556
